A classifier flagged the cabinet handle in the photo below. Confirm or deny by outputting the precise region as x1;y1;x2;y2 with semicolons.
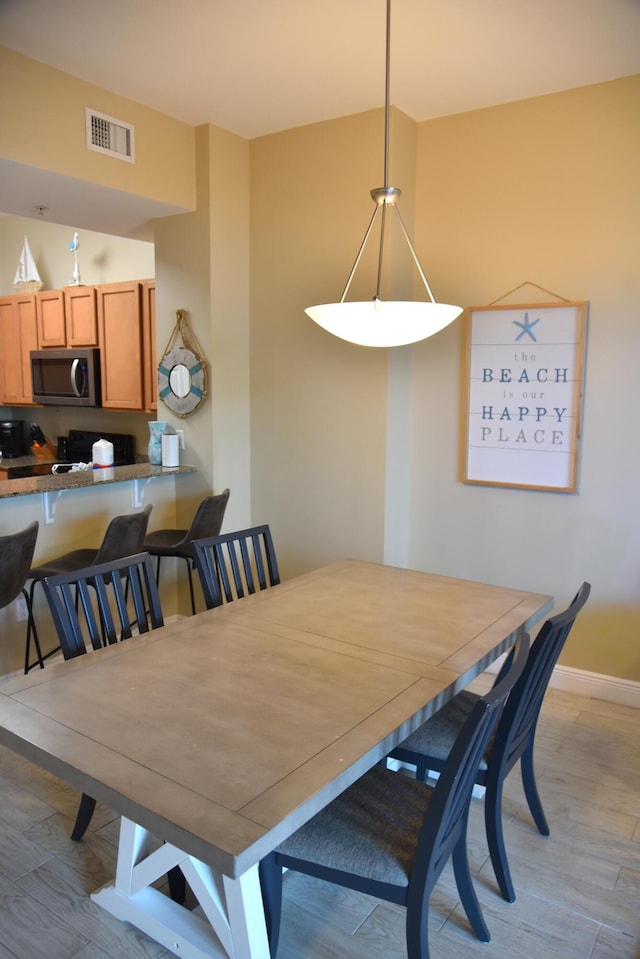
70;358;85;398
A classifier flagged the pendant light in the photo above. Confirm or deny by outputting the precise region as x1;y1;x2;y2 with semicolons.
305;0;463;348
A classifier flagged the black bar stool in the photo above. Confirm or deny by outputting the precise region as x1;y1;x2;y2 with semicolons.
0;521;39;668
143;489;230;614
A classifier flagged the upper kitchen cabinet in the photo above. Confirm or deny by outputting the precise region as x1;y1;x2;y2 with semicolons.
35;289;65;346
0;294;38;405
0;280;156;412
64;287;99;346
97;281;145;410
36;287;99;347
141;280;157;412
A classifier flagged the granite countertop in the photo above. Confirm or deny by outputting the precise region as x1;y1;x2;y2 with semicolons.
0;453;52;470
0;462;197;500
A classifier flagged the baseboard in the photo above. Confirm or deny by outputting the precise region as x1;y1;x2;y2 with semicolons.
487;656;640;709
547;664;640;708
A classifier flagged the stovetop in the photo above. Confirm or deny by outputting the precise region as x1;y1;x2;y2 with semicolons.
4;430;135;479
64;429;135;465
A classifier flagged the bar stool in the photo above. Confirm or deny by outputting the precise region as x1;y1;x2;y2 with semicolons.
25;505;153;672
0;521;39;668
143;489;230;614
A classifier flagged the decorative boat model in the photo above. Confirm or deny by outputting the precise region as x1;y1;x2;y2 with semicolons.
13;236;43;293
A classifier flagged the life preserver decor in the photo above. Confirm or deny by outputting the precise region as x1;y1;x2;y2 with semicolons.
158;309;208;417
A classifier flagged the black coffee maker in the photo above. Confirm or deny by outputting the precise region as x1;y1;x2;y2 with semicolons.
0;421;27;458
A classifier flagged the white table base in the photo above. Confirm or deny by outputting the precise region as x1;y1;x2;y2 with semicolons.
92;818;270;959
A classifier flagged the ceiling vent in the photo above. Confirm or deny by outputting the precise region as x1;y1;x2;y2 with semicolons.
86;108;135;163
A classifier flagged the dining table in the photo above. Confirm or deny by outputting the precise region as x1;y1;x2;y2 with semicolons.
0;558;553;959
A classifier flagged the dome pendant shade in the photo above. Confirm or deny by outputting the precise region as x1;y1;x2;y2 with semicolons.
305;300;463;348
305;0;462;348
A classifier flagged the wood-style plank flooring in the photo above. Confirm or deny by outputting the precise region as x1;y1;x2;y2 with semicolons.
0;685;637;959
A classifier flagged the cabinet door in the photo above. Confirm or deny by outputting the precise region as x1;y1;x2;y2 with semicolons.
0;295;38;405
97;282;144;410
141;280;157;412
64;286;98;346
36;290;66;346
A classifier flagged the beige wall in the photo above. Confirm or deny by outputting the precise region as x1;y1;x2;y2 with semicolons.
250;111;389;575
154;123;251;536
0;47;195;211
409;76;640;678
250;78;640;680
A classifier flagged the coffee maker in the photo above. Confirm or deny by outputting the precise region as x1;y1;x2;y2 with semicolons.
0;421;27;458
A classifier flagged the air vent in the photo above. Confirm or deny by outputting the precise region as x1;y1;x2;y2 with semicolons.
85;108;135;163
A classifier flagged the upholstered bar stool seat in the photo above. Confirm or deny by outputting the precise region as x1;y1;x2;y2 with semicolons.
143;489;230;614
25;505;152;672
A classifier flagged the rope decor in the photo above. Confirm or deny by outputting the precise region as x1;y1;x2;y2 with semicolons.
157;309;208;417
487;281;572;306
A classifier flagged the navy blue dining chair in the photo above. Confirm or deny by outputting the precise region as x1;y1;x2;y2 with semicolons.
191;523;280;609
389;581;590;903
26;505;153;671
259;632;530;959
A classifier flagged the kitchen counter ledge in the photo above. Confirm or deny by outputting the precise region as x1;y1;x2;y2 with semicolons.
0;463;197;523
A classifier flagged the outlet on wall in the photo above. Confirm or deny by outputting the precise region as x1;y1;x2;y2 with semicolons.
176;429;185;450
14;595;29;622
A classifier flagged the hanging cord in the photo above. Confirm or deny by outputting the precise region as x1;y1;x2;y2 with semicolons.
160;309;207;359
488;281;572;305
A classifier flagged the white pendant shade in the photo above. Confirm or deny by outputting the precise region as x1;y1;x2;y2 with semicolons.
306;300;463;348
304;0;462;349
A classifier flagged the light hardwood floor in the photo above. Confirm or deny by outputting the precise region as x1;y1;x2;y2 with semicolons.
0;686;637;959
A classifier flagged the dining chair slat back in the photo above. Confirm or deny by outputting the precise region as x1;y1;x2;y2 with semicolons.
191;524;280;609
260;632;530;959
390;580;591;904
42;552;164;659
26;505;153;671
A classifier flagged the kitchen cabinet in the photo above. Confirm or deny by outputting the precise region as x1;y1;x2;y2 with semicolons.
36;287;98;347
97;281;145;410
0;279;156;413
141;280;157;412
36;289;65;346
0;294;38;405
64;287;99;346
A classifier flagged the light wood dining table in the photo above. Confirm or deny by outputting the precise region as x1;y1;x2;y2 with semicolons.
0;559;552;959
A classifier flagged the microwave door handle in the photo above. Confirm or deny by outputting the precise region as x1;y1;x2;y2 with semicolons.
70;358;83;398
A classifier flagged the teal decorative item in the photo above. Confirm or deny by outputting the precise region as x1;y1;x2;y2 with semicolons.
147;421;168;465
158;309;207;418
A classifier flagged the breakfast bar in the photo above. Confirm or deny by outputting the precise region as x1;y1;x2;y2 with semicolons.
0;461;198;676
0;461;197;522
0;559;553;959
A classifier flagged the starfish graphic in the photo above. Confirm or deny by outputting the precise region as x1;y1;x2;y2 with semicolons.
514;312;540;342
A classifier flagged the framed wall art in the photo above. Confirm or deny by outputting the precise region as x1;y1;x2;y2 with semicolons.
460;301;588;493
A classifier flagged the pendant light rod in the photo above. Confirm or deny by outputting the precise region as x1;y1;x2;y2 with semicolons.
383;0;391;190
376;0;392;299
338;204;381;303
304;0;463;348
393;202;437;302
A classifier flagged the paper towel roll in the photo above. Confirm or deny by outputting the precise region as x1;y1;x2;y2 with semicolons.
161;433;179;468
92;438;114;468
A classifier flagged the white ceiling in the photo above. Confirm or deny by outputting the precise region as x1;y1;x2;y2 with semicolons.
1;0;639;236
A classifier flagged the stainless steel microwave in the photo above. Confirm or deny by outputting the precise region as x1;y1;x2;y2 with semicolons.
30;348;101;407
